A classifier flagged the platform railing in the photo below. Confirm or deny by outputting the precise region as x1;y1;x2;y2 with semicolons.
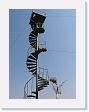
24;76;35;98
38;41;46;49
38;67;49;80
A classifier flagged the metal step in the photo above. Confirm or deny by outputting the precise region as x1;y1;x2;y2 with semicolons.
27;66;36;70
30;41;36;45
38;77;48;80
38;76;42;79
30;44;36;49
28;55;36;60
29;68;36;73
26;63;36;67
27;59;36;63
26;63;36;66
27;95;36;98
27;65;36;69
31;53;37;60
27;63;36;67
29;36;37;40
31;52;38;59
38;85;47;88
30;33;36;37
30;31;38;37
32;71;36;75
30;42;37;48
29;39;36;43
35;27;45;34
38;83;48;86
38;87;44;91
29;35;36;39
38;78;47;81
32;91;37;94
38;84;48;88
38;76;46;80
38;81;49;85
30;40;36;45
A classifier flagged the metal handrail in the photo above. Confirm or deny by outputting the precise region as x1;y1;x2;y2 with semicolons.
38;67;49;80
27;42;37;57
27;46;32;57
24;76;35;98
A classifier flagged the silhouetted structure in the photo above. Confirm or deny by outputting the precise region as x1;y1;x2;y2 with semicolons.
24;10;49;99
24;10;67;99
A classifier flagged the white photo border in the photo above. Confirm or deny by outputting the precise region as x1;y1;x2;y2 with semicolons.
0;0;86;109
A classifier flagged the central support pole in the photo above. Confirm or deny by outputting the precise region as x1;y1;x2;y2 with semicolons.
36;37;38;99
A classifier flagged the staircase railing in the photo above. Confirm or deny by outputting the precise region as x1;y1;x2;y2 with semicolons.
24;76;35;99
38;67;49;80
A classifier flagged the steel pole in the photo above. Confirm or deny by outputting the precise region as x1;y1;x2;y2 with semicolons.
36;37;38;99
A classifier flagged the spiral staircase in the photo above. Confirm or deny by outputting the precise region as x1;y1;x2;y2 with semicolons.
24;10;49;99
